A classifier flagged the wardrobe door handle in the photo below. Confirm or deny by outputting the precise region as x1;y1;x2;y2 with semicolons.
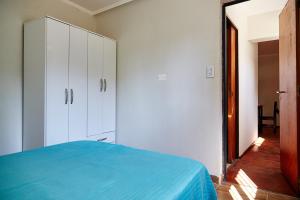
97;137;108;142
104;79;107;92
65;88;68;104
276;91;287;94
100;78;103;92
70;89;74;104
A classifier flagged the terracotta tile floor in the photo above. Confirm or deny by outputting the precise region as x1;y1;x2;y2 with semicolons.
226;127;297;197
216;183;299;200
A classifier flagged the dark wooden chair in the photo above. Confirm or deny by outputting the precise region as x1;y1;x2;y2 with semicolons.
258;102;279;133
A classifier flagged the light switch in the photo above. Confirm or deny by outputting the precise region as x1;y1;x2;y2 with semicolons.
158;74;167;81
206;65;215;78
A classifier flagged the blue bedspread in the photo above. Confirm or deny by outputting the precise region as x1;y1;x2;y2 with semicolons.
0;141;217;200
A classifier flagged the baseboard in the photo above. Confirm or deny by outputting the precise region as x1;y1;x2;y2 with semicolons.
239;143;254;159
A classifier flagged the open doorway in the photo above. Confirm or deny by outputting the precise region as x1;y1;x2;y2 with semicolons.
258;40;280;135
222;0;299;197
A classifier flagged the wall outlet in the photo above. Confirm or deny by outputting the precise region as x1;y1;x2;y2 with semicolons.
158;74;167;81
206;65;215;78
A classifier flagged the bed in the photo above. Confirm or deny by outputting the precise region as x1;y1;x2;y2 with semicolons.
0;141;217;200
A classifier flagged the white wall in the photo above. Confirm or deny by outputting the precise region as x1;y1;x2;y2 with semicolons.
95;0;223;176
0;0;96;155
248;11;281;42
226;6;259;156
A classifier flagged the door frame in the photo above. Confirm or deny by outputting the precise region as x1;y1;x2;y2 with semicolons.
221;0;249;180
226;17;239;163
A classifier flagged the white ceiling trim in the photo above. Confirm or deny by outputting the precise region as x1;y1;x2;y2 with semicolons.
92;0;134;15
62;0;135;15
62;0;94;15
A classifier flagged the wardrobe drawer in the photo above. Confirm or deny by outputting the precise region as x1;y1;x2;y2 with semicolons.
87;132;115;144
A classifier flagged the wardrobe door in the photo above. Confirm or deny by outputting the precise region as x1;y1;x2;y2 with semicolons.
45;18;69;146
68;26;88;141
87;34;103;136
102;38;116;133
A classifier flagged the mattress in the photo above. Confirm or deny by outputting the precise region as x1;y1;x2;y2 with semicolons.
0;141;217;200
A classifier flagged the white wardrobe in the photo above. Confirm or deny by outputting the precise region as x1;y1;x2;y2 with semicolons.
23;17;116;151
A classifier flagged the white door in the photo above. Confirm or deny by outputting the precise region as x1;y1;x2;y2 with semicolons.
45;18;69;146
102;38;116;133
68;26;88;141
87;33;103;136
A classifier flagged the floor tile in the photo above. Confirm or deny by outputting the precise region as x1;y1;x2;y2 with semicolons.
226;128;296;196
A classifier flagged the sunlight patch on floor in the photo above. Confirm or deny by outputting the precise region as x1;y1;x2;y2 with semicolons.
229;185;243;200
254;137;265;147
227;169;258;200
253;137;265;151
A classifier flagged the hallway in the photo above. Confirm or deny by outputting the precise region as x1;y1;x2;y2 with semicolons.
226;128;296;196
